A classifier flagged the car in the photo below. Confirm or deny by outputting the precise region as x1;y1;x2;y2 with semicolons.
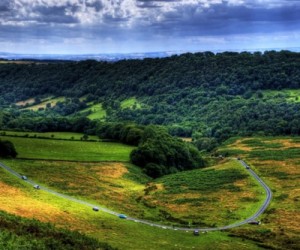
237;157;241;160
118;214;127;219
193;230;200;236
93;207;99;212
33;185;40;189
246;165;250;169
248;221;260;225
21;176;27;180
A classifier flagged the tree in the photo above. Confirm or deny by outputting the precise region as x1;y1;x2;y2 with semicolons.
0;140;17;158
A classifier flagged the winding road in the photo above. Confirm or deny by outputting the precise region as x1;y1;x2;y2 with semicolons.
0;159;272;232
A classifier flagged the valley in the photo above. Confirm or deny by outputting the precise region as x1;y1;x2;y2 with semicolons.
0;132;299;249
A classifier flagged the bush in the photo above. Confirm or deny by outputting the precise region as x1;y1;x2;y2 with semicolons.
0;140;17;158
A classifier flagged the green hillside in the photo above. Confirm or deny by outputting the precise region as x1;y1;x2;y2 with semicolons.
0;51;300;141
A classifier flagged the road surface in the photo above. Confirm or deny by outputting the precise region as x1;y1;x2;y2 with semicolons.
0;159;272;232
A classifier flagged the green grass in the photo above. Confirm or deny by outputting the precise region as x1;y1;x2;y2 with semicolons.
242;139;282;149
262;89;300;103
157;167;248;193
121;97;142;109
0;131;99;141
150;160;265;227
248;148;300;160
0;164;263;250
80;103;106;120
0;136;134;161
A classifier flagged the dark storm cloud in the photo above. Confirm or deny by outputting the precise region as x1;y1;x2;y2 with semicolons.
147;2;300;37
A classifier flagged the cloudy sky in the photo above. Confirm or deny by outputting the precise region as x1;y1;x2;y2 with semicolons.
0;0;299;54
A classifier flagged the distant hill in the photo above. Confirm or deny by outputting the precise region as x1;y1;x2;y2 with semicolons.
0;50;300;140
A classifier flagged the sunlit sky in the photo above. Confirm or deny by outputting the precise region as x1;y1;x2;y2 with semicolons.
0;0;299;54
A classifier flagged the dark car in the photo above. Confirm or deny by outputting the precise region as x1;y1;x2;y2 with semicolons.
93;207;99;212
193;230;200;236
21;176;27;180
248;221;260;225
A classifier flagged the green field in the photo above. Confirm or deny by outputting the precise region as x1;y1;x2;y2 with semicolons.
80;103;106;120
0;136;134;161
0;131;99;141
121;97;142;109
262;89;300;103
150;160;265;227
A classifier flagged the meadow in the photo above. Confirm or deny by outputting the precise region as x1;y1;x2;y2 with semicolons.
80;103;106;120
218;136;300;249
262;89;300;103
1;133;298;249
0;164;262;250
0;135;134;162
120;97;142;109
1;157;265;229
0;131;99;141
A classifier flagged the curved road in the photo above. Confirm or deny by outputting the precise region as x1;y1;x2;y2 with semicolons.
0;159;272;232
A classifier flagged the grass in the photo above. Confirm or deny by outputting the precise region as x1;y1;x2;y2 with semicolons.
0;164;262;250
145;160;265;227
80;103;106;120
1;158;265;228
0;131;99;141
121;97;142;109
0;136;135;161
219;136;300;249
23;97;65;111
262;89;300;103
0;210;114;250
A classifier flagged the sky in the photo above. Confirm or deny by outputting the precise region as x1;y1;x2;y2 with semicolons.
0;0;299;54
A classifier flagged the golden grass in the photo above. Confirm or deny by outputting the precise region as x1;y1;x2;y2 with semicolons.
231;139;254;151
16;98;35;106
92;163;128;178
0;182;69;224
222;136;300;246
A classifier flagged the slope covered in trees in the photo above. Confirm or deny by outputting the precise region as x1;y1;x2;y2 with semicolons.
0;50;300;142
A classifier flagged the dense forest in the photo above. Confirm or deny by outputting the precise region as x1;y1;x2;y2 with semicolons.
0;50;300;143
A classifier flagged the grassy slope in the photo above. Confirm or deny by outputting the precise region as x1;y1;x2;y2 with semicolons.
80;103;106;120
1;158;264;228
23;97;65;111
262;89;300;103
0;210;114;250
0;131;99;141
79;97;142;121
121;97;142;109
149;160;265;227
0;160;262;250
218;136;300;249
0;136;135;161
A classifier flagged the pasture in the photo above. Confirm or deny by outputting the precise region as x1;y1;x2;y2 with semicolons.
0;136;134;161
